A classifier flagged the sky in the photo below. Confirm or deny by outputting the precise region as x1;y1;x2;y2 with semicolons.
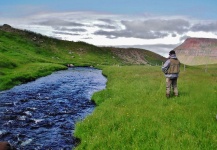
1;0;217;57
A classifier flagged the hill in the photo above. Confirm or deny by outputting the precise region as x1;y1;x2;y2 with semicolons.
174;38;217;65
0;24;165;90
103;47;165;65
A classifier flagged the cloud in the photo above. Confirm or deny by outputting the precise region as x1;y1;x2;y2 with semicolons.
94;19;191;39
52;27;87;37
33;18;86;27
191;21;217;32
122;19;190;34
53;27;87;32
53;31;80;36
93;24;117;29
97;18;116;24
94;29;169;39
2;11;194;40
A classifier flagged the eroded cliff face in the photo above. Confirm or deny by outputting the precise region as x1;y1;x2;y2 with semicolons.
174;38;217;65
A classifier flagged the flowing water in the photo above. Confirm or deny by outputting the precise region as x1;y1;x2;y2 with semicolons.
0;67;107;149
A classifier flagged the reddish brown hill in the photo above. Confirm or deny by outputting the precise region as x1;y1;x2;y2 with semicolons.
174;38;217;65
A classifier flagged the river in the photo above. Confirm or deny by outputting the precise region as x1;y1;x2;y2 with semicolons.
0;67;107;149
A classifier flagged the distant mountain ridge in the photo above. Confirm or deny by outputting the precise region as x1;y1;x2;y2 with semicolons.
174;38;217;65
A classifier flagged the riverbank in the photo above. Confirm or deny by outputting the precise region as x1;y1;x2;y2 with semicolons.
74;65;217;149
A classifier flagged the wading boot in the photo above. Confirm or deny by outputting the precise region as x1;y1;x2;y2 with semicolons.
166;94;170;98
174;92;178;97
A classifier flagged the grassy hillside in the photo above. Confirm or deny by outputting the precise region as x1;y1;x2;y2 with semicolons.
0;25;165;90
0;26;120;90
74;64;217;149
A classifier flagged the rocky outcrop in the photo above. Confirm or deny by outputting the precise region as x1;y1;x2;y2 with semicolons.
174;38;217;65
0;24;16;32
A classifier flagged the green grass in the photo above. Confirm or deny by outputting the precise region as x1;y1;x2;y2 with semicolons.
0;30;121;90
1;27;217;149
74;65;217;150
0;63;67;90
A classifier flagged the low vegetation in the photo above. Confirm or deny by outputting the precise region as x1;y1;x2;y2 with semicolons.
74;65;217;149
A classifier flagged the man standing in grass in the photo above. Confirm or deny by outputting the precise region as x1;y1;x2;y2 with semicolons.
162;50;180;98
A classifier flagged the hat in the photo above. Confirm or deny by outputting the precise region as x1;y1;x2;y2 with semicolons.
169;50;176;55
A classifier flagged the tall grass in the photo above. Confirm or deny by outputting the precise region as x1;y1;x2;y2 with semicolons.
74;65;217;149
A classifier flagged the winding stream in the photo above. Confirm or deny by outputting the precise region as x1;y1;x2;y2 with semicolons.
0;67;107;149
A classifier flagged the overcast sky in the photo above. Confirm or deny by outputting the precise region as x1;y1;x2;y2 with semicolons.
1;0;217;57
